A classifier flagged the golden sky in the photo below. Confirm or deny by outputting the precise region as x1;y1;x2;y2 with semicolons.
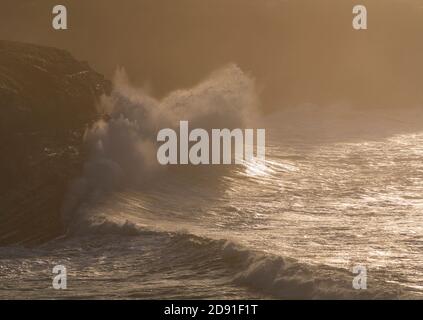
1;0;422;110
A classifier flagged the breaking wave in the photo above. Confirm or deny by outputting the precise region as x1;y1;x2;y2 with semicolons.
62;64;259;229
55;216;407;299
52;64;417;299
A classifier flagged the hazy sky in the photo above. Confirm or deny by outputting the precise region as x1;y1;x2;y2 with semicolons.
1;0;422;110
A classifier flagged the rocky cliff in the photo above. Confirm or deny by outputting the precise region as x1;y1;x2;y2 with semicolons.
0;40;111;245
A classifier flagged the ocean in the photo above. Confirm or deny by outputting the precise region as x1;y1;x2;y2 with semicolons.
1;66;423;299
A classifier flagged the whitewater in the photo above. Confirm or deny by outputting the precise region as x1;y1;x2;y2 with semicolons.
1;65;423;299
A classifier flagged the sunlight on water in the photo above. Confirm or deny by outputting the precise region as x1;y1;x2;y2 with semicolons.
242;158;272;177
3;128;423;298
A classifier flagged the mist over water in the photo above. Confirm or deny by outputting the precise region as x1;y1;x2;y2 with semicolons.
62;64;259;229
2;0;423;110
2;63;423;299
2;0;423;301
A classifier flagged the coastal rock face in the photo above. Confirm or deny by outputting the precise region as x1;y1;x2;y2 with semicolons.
0;40;111;245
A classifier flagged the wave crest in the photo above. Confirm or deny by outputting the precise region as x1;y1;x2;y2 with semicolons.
62;64;259;230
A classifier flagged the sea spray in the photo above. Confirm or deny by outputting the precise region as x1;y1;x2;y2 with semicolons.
61;64;260;231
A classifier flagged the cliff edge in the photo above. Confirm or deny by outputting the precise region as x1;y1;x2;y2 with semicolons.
0;40;111;245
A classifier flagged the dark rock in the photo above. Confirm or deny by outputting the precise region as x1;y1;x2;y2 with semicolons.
0;40;111;246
